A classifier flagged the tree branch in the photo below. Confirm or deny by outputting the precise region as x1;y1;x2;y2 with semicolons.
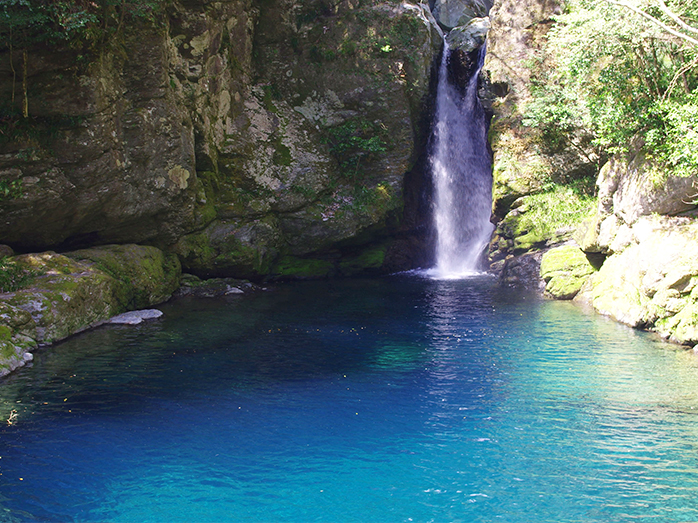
656;0;698;36
605;0;698;47
663;53;698;101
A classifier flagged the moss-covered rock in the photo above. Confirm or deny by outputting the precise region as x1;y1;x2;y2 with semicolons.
0;302;38;377
575;215;698;344
3;252;122;344
0;245;182;376
339;245;387;276
66;244;181;309
540;245;596;300
271;256;335;280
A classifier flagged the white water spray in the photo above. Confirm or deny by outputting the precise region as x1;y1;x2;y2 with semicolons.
429;43;494;279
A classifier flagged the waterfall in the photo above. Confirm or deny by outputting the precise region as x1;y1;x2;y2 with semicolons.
429;42;494;279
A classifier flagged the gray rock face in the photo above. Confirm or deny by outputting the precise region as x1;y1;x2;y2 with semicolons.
0;0;443;277
576;148;698;255
433;0;493;29
602;153;697;225
572;144;698;344
445;17;491;53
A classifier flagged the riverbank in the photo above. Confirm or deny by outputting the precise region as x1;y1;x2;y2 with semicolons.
0;244;267;377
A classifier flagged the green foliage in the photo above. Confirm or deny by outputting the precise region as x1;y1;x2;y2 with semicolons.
525;0;698;178
0;179;22;200
504;186;596;251
0;0;165;51
0;257;36;293
323;118;388;180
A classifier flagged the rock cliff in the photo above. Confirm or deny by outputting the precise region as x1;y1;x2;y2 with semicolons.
0;0;443;278
0;0;448;375
484;0;698;345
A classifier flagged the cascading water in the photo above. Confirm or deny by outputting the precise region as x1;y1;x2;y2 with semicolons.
429;42;494;278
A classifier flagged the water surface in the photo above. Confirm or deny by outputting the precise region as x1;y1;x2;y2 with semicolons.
1;276;698;522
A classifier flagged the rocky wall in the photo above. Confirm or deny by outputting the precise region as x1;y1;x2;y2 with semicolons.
0;0;444;278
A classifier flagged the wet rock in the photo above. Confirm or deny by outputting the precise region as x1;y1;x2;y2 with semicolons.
496;252;545;290
445;17;491;53
174;274;260;298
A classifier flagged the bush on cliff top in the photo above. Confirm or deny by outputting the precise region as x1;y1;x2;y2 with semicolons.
525;0;698;178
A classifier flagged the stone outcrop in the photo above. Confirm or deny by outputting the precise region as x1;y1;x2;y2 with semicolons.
0;245;181;375
568;146;698;344
0;0;444;278
433;0;493;29
484;0;598;270
540;244;596;300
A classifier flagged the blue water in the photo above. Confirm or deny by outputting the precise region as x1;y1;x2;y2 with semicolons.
1;276;698;522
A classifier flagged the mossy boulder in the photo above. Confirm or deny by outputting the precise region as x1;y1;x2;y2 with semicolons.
540;245;596;300
339;245;387;276
0;245;182;376
66;244;181;309
271;256;335;280
3;252;122;344
0;302;37;377
575;215;698;344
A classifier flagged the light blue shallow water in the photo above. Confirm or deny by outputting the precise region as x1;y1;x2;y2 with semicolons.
1;276;698;522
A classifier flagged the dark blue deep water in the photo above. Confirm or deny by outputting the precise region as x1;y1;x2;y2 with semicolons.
2;276;698;522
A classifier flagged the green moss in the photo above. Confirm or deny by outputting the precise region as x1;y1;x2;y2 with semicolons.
540;246;594;277
502;187;596;254
0;325;12;342
272;256;334;279
0;256;37;292
322;118;388;180
66;245;181;309
339;246;386;276
541;245;597;300
273;138;292;167
1;341;16;360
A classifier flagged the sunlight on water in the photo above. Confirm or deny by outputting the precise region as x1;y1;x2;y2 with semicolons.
1;278;698;522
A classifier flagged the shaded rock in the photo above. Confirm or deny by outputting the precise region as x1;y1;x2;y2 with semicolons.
66;244;181;309
0;245;14;258
108;309;163;325
540;245;596;300
0;0;443;278
495;251;545;290
174;274;260;298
